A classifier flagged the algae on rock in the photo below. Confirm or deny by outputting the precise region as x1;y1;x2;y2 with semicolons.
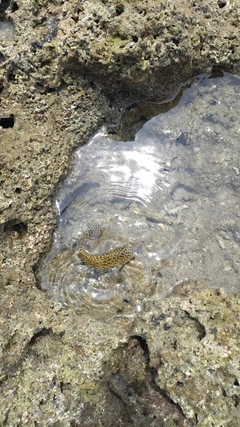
0;0;240;425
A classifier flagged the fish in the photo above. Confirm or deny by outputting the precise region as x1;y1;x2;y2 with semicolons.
78;243;133;270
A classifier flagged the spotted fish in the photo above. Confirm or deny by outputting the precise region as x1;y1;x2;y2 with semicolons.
78;243;133;270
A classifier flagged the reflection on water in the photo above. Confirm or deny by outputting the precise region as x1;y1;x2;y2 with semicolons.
39;73;240;317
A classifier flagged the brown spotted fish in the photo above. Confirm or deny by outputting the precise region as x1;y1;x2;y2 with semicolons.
78;243;133;270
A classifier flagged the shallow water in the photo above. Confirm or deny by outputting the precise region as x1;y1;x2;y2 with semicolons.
39;73;240;317
0;21;14;41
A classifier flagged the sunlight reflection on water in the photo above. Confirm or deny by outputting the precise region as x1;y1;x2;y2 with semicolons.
39;73;240;317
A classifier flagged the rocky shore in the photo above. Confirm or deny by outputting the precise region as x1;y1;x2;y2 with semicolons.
0;1;240;425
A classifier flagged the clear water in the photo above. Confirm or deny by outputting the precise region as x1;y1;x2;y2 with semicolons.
0;21;14;41
39;73;240;317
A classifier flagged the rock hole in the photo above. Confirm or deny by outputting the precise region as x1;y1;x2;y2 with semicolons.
210;66;224;78
1;0;19;13
45;87;57;93
222;388;227;397
163;322;171;330
132;35;138;43
28;328;52;345
140;9;146;16
131;334;150;363
115;4;124;16
176;381;184;387
72;15;78;24
7;66;16;81
15;187;21;194
184;311;206;340
0;114;14;128
3;219;27;238
0;0;11;14
31;41;43;50
28;327;65;346
12;222;27;234
0;52;5;63
172;38;180;46
10;1;19;12
218;0;227;7
234;378;239;386
234;395;240;407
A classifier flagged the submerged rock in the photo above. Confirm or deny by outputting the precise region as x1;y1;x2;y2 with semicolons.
39;72;240;320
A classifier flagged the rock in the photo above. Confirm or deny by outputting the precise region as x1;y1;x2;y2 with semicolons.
0;0;240;425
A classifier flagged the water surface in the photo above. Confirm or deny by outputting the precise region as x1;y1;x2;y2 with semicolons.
0;21;14;41
39;73;240;316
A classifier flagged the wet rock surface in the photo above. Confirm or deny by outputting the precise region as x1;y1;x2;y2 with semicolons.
0;0;240;425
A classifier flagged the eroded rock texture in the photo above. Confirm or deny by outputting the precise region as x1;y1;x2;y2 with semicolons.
0;0;240;425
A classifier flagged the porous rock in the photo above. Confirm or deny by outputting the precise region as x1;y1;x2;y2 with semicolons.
0;0;240;425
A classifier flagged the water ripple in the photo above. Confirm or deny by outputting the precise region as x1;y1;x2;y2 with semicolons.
38;73;240;317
